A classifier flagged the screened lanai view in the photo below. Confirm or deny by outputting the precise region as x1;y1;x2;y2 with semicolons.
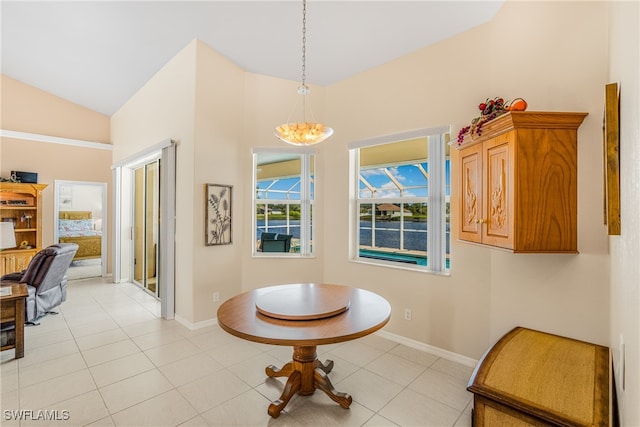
254;151;314;256
353;134;451;272
253;134;451;271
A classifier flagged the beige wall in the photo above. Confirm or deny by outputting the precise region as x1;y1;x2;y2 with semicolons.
47;0;637;421
1;75;110;142
110;1;615;353
322;0;610;358
111;40;328;322
111;39;197;321
240;73;326;290
0;75;113;269
192;41;245;322
608;1;640;425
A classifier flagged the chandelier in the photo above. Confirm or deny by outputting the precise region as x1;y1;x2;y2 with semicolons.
274;0;333;146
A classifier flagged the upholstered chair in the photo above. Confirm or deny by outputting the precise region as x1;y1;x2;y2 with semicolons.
259;233;293;253
0;243;78;323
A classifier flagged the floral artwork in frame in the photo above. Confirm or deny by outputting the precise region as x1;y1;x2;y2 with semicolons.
205;184;232;245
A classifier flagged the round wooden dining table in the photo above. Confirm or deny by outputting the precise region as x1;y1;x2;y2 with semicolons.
216;283;391;418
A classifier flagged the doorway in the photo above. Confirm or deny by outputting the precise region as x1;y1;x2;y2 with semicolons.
54;180;107;279
133;160;160;298
112;138;176;319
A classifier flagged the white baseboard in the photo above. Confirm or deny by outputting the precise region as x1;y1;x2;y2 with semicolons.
375;330;478;368
175;314;218;331
184;316;478;367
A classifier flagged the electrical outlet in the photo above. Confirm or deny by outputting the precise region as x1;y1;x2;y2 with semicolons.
213;292;220;302
404;308;412;321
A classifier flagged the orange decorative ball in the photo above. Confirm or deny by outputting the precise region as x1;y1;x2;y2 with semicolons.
508;98;528;111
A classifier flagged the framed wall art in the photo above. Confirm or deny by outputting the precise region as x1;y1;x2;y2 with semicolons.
205;183;232;245
603;82;621;235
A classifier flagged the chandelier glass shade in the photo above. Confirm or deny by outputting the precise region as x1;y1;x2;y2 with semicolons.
275;121;334;146
275;0;333;146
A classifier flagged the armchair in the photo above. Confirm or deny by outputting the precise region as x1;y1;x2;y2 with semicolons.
258;232;277;251
259;233;293;253
261;239;287;252
0;243;78;323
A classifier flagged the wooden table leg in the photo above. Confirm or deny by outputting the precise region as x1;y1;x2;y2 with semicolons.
315;358;334;374
268;371;301;418
14;298;24;359
314;368;352;408
265;345;352;418
266;362;293;378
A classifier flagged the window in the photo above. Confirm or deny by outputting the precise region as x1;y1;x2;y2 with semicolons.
253;149;315;256
349;128;450;273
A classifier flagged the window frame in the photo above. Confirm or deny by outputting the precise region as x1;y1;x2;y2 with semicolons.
253;148;315;257
349;127;450;274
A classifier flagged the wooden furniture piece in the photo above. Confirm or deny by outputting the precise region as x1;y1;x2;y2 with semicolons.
0;183;47;274
0;283;28;358
456;112;587;252
217;283;391;418
467;327;610;426
0;249;34;277
58;210;102;260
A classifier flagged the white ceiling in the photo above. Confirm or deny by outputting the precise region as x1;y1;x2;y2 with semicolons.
1;1;504;116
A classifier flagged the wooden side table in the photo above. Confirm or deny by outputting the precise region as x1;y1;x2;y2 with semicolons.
0;283;28;358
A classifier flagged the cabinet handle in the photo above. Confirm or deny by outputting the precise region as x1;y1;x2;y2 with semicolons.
476;218;486;224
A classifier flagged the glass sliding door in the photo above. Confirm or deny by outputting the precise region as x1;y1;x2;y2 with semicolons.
133;160;160;297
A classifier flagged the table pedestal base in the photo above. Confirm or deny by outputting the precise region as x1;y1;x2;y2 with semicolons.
265;345;352;418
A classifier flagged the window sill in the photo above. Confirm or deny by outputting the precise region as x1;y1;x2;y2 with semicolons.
253;253;316;259
349;257;450;276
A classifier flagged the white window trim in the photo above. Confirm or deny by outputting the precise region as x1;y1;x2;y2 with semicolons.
349;127;450;274
252;148;315;257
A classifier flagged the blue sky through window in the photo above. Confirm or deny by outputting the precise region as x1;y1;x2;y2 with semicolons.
359;161;451;199
256;177;305;200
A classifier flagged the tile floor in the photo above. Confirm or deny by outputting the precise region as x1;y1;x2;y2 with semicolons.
1;277;474;426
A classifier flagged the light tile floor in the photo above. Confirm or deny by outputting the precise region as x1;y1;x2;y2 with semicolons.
1;278;474;427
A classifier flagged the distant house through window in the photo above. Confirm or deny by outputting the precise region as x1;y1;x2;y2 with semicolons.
253;149;315;256
349;127;450;273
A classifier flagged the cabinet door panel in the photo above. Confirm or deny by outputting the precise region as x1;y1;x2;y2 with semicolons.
1;255;16;276
14;251;35;272
515;128;578;252
459;144;482;243
483;134;514;249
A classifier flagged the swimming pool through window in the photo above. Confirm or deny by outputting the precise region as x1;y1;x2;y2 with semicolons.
253;149;315;256
349;128;450;273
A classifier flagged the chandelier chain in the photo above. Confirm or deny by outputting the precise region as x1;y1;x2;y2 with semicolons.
301;0;307;85
274;0;333;145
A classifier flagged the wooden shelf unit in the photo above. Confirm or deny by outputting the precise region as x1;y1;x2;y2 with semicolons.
0;182;47;275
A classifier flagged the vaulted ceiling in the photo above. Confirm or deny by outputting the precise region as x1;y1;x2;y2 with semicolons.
1;1;504;116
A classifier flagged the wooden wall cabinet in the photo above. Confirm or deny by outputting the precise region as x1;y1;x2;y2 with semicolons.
456;112;587;252
0;182;47;275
